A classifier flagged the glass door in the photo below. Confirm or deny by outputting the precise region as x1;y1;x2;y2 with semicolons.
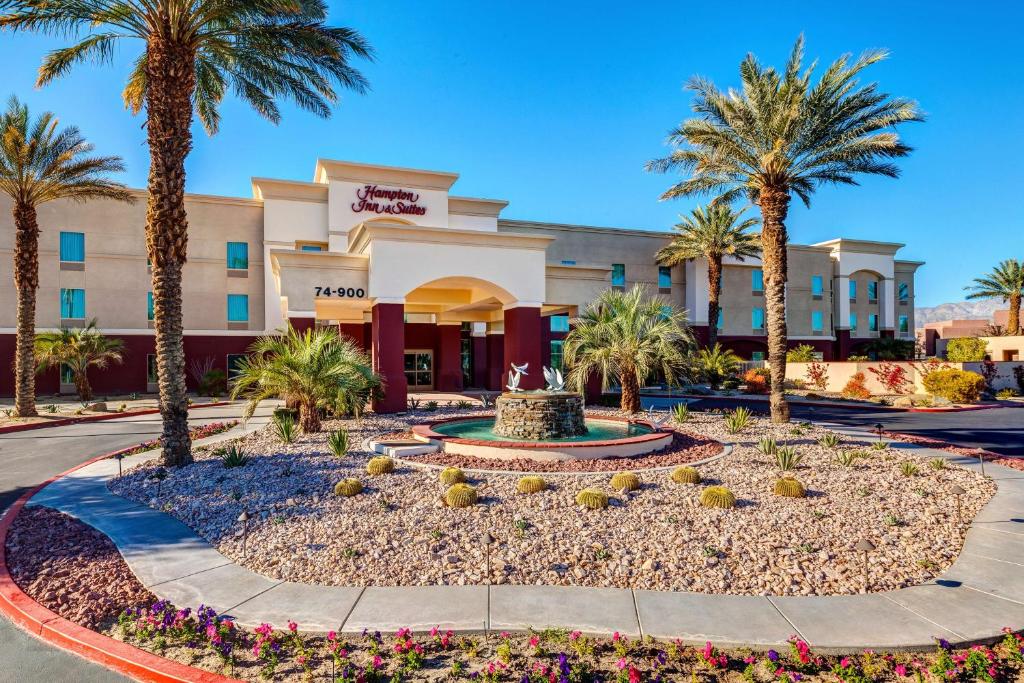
404;350;433;390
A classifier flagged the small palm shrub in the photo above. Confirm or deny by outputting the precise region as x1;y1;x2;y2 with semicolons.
424;400;439;411
723;406;751;434
699;486;736;509
834;450;859;467
366;456;395;475
610;472;641;492
774;446;803;472
818;433;841;449
575;488;609;509
871;441;889;452
327;429;349;458
672;402;690;423
273;412;297;443
670;466;701;485
334;478;363;497
929;458;948;471
440;467;466;486
218;445;249;468
774;477;806;498
899;461;919;477
444;483;477;508
456;400;472;409
516;476;546;494
756;437;778;456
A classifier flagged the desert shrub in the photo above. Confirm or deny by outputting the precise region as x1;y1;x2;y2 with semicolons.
945;337;988;362
272;412;297;443
840;372;871;399
672;402;690;423
444;483;477;508
871;441;889;451
198;368;227;397
756;437;778;456
670;466;701;484
609;472;641;492
366;456;395;475
899;461;919;477
516;476;546;494
699;486;736;509
847;354;870;362
805;362;829;391
929;458;948;470
786;344;818;362
997;388;1020;399
690;343;741;389
923;368;985;404
834;450;859;467
774;446;803;472
575;488;609;510
867;361;910;394
773;477;806;498
980;360;999;392
818;432;841;449
742;368;770;394
327;429;349;458
217;445;249;468
723;406;751;434
334;478;363;497
439;467;466;486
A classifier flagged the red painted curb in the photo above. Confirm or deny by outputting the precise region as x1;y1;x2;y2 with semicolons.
0;401;232;435
412;413;674;449
638;392;1015;414
0;420;241;682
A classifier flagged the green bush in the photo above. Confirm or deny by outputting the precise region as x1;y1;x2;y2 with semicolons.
945;337;988;362
923;368;986;404
786;344;818;362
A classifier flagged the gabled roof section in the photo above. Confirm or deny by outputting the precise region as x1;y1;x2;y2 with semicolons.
314;158;459;191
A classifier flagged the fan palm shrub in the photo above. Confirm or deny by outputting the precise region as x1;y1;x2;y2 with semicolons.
689;343;741;389
2;1;372;465
0;97;130;417
564;286;693;413
648;36;921;422
965;259;1024;335
655;204;759;348
231;325;381;433
35;319;125;401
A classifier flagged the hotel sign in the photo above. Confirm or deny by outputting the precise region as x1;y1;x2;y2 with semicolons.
351;184;427;217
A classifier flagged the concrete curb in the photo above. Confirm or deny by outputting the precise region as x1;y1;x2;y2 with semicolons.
639;392;1016;413
0;401;232;435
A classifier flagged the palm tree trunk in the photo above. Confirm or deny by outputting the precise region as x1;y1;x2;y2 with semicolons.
145;34;197;467
759;188;791;423
620;365;641;414
707;256;722;349
299;400;321;433
1009;293;1021;336
12;201;39;418
73;370;93;402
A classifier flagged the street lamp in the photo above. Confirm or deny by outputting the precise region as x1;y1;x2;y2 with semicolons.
856;538;875;593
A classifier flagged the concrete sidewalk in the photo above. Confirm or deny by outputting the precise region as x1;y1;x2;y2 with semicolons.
25;422;1024;653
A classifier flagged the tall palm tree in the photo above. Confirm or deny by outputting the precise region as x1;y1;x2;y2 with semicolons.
656;204;759;348
564;286;693;413
35;319;125;402
2;1;373;465
647;36;921;422
0;96;130;418
965;259;1024;336
231;325;380;433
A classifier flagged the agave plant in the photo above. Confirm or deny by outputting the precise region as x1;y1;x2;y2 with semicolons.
774;446;803;472
756;437;778;456
899;461;919;477
818;433;841;449
672;402;690;423
723;406;751;434
327;429;349;458
273;412;297;444
218;445;249;469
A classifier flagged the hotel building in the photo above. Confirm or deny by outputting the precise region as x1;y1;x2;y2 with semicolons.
0;159;923;409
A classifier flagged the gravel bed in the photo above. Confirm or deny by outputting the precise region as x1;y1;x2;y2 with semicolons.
5;506;156;629
109;407;995;596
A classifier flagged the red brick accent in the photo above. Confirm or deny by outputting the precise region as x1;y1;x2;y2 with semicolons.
471;336;488;389
371;303;407;413
288;317;315;334
503;307;543;390
412;414;673;449
435;325;463;392
486;334;504;391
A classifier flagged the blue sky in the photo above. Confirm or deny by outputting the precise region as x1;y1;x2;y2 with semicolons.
1;1;1022;307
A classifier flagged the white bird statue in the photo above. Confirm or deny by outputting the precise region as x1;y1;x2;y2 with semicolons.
646;406;668;430
543;366;565;392
506;362;529;392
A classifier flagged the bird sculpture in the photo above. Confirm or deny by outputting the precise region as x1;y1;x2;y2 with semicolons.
506;362;529;392
543;366;565;392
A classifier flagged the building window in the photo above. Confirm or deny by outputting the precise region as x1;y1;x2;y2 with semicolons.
658;266;672;291
850;312;858;331
869;314;879;332
898;281;909;302
811;310;824;333
300;244;323;252
752;268;764;294
560;259;577;266
226;354;247;381
899;315;909;334
751;351;765;361
611;263;625;290
811;275;823;299
147;292;154;321
60;288;85;319
550;340;564;371
752;307;765;331
550;314;570;333
849;280;857;301
227;294;249;322
867;280;878;303
716;308;724;330
226;242;248;269
59;231;85;262
146;354;158;384
59;364;74;386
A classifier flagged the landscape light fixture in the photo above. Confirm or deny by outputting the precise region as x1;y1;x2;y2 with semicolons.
237;510;251;558
951;484;966;524
873;423;885;442
482;531;495;585
114;452;125;477
855;538;875;593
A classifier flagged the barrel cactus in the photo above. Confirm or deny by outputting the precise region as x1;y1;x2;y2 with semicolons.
439;467;466;486
516;475;547;494
609;471;640;492
699;485;736;509
444;483;478;508
773;477;806;498
575;488;609;510
334;478;363;497
366;456;395;475
671;466;701;485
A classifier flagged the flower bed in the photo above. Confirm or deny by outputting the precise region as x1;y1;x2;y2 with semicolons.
883;431;1024;473
113;420;239;458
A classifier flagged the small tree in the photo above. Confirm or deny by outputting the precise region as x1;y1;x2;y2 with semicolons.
786;344;818;362
805;362;829;391
946;338;988;362
980;360;998;392
689;343;741;390
35;319;125;401
868;361;910;394
841;372;871;400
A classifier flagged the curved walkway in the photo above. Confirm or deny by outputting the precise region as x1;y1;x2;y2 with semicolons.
15;418;1024;654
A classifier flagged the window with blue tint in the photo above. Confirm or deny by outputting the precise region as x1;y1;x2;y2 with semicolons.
811;275;823;297
751;268;763;293
898;281;909;301
59;231;85;262
147;292;154;321
60;288;85;318
716;308;724;329
811;310;824;332
226;242;248;269
550;314;570;333
867;280;878;301
227;294;249;322
658;266;672;290
550;340;564;371
611;263;625;289
849;312;858;331
849;280;857;300
899;315;909;334
752;307;765;330
869;314;879;332
751;351;765;361
300;244;323;252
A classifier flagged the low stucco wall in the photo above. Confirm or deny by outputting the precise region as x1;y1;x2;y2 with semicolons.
785;361;1023;394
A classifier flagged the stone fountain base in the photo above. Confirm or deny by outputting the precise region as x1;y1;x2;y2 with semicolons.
492;392;587;440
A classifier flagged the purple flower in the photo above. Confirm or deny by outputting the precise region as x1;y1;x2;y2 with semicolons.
768;649;780;662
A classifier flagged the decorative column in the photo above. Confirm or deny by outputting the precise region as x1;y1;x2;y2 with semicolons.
471;327;488;389
486;322;504;391
338;322;368;350
371;301;406;413
288;316;315;334
435;322;463;392
503;305;543;390
879;277;896;334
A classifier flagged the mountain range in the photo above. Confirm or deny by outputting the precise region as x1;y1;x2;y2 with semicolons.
915;300;1005;327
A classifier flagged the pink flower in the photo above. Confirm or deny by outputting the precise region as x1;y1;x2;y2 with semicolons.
288;621;298;633
570;630;582;641
840;658;851;668
613;631;621;642
744;656;756;664
629;666;641;683
430;626;439;637
372;655;382;669
327;630;337;641
616;658;627;670
894;664;907;677
529;636;540;648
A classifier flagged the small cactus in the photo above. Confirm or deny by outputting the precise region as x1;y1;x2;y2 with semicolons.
366;456;395;475
699;486;736;509
444;483;477;508
334;478;363;497
516;476;547;494
439;467;466;485
773;477;806;498
670;466;701;485
575;488;609;510
609;471;640;492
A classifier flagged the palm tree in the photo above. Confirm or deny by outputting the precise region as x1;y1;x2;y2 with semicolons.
564;286;693;413
656;204;759;348
965;259;1024;336
35;319;125;402
2;1;373;465
647;36;921;422
689;343;741;390
0;96;131;418
230;325;380;433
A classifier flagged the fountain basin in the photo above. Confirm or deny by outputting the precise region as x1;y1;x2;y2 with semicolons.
492;391;587;440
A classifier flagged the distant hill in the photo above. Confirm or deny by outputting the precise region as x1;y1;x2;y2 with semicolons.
915;300;1004;327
